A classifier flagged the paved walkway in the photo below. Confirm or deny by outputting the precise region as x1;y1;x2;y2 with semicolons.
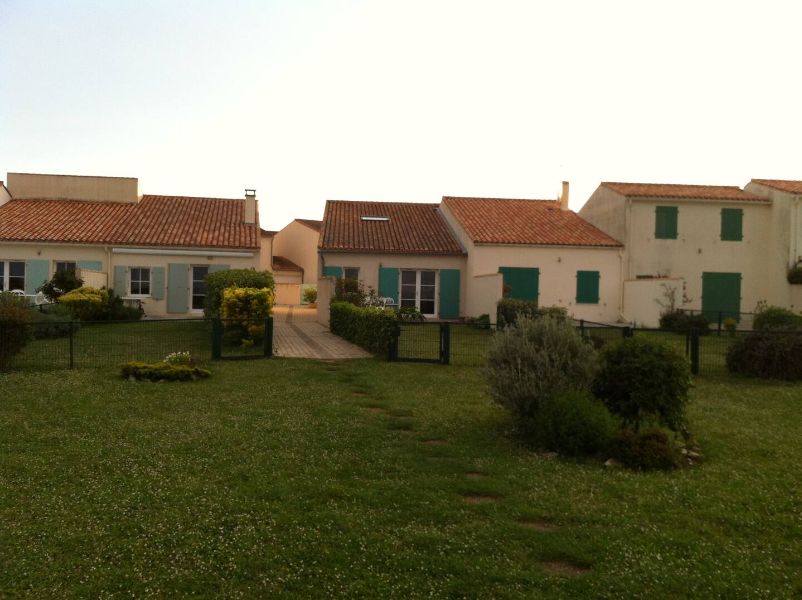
272;305;371;360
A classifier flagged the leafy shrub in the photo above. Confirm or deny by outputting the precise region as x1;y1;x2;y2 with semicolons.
164;351;194;365
484;316;598;427
59;287;143;321
609;428;682;470
0;292;32;370
302;287;318;304
329;301;396;354
204;270;275;318
752;306;802;331
726;331;802;380
220;287;274;344
787;265;802;284
593;337;691;432
37;269;83;302
28;308;79;339
530;390;617;457
723;317;737;335
466;314;491;330
496;299;567;329
658;310;710;335
398;306;425;322
334;277;368;307
120;361;211;382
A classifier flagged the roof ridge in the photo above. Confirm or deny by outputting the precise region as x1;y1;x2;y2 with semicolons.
443;196;557;203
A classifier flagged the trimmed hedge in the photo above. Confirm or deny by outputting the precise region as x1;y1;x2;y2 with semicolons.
658;310;710;335
329;301;396;355
0;292;32;370
726;331;802;380
752;306;802;331
121;361;211;382
204;270;275;318
496;299;567;328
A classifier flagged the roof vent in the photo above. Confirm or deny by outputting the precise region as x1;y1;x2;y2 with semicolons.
361;216;389;222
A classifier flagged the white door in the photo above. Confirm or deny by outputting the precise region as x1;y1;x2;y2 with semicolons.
400;270;437;318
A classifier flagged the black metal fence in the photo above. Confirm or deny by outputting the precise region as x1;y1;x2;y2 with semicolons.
0;317;273;372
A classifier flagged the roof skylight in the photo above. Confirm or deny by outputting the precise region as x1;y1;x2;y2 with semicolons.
361;216;389;221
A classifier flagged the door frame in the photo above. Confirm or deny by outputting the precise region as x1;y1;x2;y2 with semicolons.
399;269;438;319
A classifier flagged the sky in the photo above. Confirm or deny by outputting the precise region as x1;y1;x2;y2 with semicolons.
1;0;801;230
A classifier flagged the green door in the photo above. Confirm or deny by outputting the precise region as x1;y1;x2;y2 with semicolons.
702;272;741;321
499;267;539;302
439;269;460;319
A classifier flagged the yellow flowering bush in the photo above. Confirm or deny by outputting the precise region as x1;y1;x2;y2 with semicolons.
59;286;109;321
220;287;274;344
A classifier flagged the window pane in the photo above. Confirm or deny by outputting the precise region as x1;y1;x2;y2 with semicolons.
56;262;76;273
420;285;435;300
9;261;25;277
344;268;359;280
401;271;416;285
400;298;416;309
192;295;205;310
401;284;416;301
420;300;435;315
140;281;150;295
9;277;25;291
193;281;205;295
0;262;4;291
420;271;435;286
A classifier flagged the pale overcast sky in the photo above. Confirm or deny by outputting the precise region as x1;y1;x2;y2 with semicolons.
1;0;800;229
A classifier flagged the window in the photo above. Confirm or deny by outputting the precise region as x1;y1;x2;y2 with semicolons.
655;206;678;239
191;266;209;311
576;270;600;304
721;208;743;241
129;267;151;296
400;270;437;316
344;267;360;281
55;261;77;273
0;261;25;292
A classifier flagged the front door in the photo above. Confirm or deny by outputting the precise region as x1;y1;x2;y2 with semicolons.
400;270;437;318
190;265;210;312
701;272;741;321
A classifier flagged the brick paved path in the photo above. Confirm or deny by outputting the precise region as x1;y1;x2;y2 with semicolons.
272;306;371;360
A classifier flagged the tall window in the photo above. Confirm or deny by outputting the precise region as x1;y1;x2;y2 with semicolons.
655;206;678;239
191;266;209;311
129;267;151;296
0;261;25;292
55;261;77;273
400;270;437;316
344;267;360;281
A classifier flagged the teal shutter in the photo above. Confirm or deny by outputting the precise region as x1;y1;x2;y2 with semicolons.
167;263;189;313
499;267;539;301
655;206;678;239
702;272;742;321
151;267;166;300
25;259;49;295
720;209;743;241
576;271;600;304
323;266;343;278
208;264;229;273
439;269;460;319
113;266;127;296
77;260;102;271
378;267;399;303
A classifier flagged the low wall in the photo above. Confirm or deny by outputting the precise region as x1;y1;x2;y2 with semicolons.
466;272;504;324
623;277;683;328
316;276;336;327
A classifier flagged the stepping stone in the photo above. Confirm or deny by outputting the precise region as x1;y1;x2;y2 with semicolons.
541;561;590;576
462;494;497;504
519;520;559;532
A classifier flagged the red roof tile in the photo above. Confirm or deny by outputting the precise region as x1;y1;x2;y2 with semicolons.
443;197;622;247
319;200;464;255
0;196;259;249
296;218;322;232
272;255;303;272
750;179;802;194
602;182;767;202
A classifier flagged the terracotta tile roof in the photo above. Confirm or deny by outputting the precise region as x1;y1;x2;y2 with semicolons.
319;200;465;255
272;255;303;272
442;197;622;247
602;182;767;202
0;195;260;249
296;218;322;232
750;179;802;194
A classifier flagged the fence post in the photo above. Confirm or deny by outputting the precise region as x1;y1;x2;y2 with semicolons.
69;320;75;370
264;316;273;358
388;323;399;361
579;319;585;338
717;311;722;337
689;327;700;375
440;322;451;365
623;326;633;339
212;319;222;360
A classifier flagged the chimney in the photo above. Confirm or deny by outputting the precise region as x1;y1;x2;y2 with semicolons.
559;181;570;211
244;189;257;224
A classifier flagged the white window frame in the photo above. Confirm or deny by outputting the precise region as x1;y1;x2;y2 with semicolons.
128;267;152;297
54;261;77;274
0;260;26;292
399;269;438;318
190;265;210;313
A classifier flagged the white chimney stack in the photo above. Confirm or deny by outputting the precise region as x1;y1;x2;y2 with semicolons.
559;181;570;211
244;189;257;224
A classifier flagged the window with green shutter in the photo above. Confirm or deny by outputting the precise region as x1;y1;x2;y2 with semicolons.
655;206;678;239
720;208;743;241
576;271;600;304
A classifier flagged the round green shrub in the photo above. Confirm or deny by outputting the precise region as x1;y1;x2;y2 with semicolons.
752;306;802;331
726;331;802;380
0;292;32;370
659;310;710;335
531;390;617;456
609;428;682;470
484;316;598;427
593;336;691;432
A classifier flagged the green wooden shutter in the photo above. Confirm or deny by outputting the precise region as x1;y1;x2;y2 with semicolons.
323;266;343;278
167;263;189;313
151;267;166;300
77;260;102;271
25;259;49;295
702;272;742;321
576;271;600;304
498;267;539;301
378;267;399;303
208;264;229;273
720;208;743;241
113;266;127;296
655;206;678;239
439;269;460;319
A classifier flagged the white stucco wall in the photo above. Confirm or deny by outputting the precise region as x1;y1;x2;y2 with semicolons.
622;277;683;328
6;172;139;203
578;186;628;245
259;234;273;272
273;221;320;283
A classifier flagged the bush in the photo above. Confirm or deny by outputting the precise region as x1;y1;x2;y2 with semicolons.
220;287;274;344
37;269;83;302
398;306;425;322
163;351;194;365
302;287;318;304
530;390;617;457
787;265;802;284
59;287;143;321
496;299;567;329
204;270;275;318
329;301;396;354
726;331;802;379
752;306;802;331
0;292;32;370
334;278;368;307
466;314;491;330
484;316;598;427
658;310;710;335
609;428;683;470
120;361;211;382
593;337;691;432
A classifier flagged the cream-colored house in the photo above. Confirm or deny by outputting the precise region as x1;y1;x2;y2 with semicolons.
0;172;262;317
579;182;773;326
271;218;321;305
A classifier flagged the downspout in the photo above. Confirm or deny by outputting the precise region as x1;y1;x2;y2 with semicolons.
618;198;632;322
106;246;112;288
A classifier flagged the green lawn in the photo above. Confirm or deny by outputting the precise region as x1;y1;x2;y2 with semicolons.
1;359;801;598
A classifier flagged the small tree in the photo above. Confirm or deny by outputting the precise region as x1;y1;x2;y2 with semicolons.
334;278;368;306
220;287;274;344
204;270;275;318
38;269;84;302
302;287;318;304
